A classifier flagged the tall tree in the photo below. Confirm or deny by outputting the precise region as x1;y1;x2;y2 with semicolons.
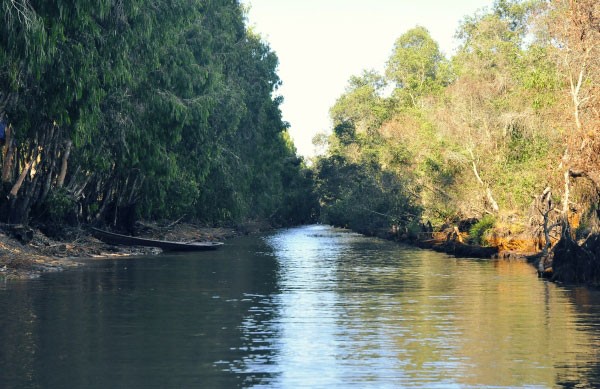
385;26;447;108
0;0;314;228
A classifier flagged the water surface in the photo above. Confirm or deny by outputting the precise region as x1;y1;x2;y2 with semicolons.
2;225;600;388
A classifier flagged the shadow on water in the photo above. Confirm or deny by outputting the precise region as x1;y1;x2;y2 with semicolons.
553;286;600;388
0;234;283;388
3;225;600;387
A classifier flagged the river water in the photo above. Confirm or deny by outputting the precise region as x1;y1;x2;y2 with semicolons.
2;225;600;388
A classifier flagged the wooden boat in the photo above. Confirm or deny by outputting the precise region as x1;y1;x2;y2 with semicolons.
91;228;223;251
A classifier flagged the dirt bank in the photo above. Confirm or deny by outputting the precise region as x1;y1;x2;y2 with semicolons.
372;224;541;264
0;222;241;280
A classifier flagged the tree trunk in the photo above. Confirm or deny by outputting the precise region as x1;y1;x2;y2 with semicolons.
96;179;115;222
485;188;500;213
1;126;15;183
56;139;72;188
13;172;41;224
569;63;586;132
469;148;499;213
537;187;557;254
562;169;570;217
9;159;34;198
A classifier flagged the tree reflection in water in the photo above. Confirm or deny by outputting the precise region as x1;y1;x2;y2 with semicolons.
2;226;600;387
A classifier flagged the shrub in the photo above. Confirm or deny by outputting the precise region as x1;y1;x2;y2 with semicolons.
44;189;77;224
469;215;496;246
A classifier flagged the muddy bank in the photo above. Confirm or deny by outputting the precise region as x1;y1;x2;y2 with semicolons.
0;221;252;280
362;224;540;264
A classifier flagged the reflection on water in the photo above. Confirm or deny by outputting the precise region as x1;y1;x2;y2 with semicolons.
2;225;600;387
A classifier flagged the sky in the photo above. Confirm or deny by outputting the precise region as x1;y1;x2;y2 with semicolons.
241;0;494;157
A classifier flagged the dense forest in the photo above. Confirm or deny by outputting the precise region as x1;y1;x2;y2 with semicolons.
313;0;600;282
2;0;600;282
0;0;316;231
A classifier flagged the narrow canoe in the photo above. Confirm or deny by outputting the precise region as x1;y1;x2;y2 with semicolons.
91;228;223;252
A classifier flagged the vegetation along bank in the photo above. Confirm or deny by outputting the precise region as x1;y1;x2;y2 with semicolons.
2;0;600;286
0;1;317;277
312;0;600;285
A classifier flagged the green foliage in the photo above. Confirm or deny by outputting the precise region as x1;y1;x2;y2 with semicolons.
406;220;423;240
314;0;568;238
0;0;313;227
333;121;356;145
315;156;421;235
44;189;76;223
516;45;563;110
385;26;447;107
468;215;496;245
330;70;391;134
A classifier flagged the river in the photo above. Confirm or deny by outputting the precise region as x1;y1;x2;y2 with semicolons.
2;225;600;388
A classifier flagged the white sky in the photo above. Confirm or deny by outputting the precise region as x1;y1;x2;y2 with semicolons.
241;0;493;157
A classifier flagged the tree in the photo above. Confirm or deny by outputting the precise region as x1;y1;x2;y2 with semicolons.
0;0;314;229
541;0;600;283
385;26;447;108
315;155;421;235
548;0;600;212
330;70;390;135
440;0;554;215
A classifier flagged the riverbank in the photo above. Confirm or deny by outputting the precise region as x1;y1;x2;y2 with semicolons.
0;221;248;280
1;220;548;281
358;224;547;271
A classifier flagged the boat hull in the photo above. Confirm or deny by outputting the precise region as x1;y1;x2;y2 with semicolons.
91;228;223;251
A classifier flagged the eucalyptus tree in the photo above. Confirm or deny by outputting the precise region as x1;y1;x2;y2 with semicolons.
0;0;137;224
198;26;302;223
0;0;314;228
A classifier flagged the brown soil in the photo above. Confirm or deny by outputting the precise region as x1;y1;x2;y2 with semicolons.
0;222;240;280
403;226;541;262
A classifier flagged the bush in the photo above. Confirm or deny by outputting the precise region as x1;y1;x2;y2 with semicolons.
406;220;422;239
45;189;77;223
468;215;496;246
